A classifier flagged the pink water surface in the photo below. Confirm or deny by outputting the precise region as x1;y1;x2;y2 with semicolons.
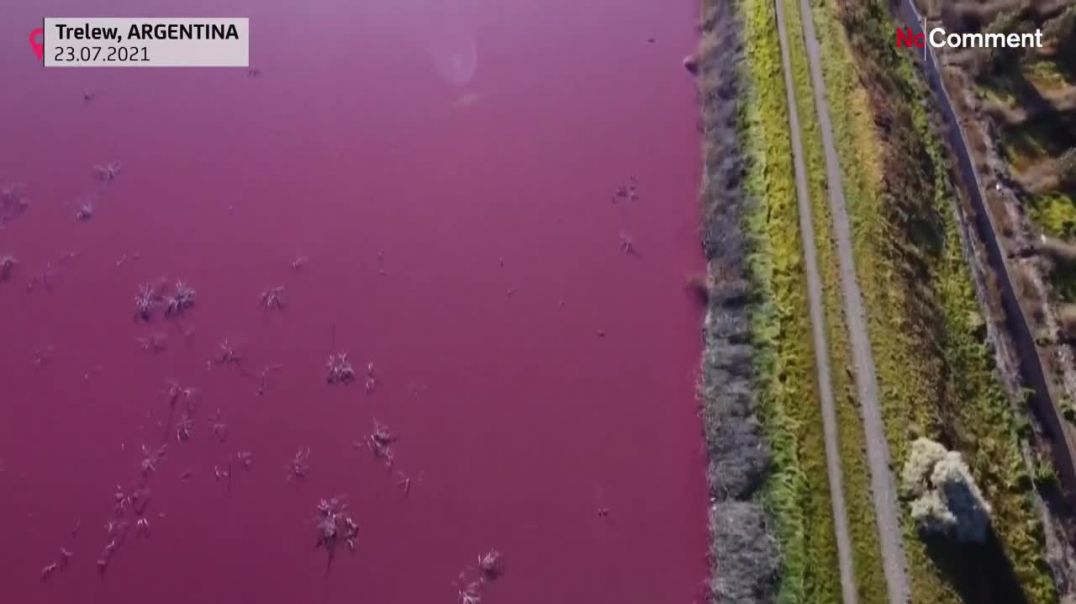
0;1;709;602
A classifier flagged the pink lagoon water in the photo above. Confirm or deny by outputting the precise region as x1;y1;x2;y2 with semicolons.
0;1;709;602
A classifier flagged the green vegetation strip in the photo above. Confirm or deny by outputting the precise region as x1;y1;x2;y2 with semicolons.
811;0;1057;601
739;0;841;599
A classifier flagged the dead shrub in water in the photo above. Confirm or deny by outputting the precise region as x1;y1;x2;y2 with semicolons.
0;255;16;282
325;353;355;385
685;272;712;305
314;497;358;570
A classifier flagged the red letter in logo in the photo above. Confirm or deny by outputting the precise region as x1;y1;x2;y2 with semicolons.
895;27;924;48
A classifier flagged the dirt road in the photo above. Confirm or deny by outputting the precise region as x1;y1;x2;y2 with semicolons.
772;1;859;602
793;0;911;601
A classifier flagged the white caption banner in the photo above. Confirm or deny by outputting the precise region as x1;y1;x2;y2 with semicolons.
44;18;249;67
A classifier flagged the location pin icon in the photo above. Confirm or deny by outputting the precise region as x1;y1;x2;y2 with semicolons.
29;27;44;61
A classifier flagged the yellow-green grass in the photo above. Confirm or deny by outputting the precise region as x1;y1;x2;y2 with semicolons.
1029;190;1076;241
977;23;1076;305
978;53;1075;177
998;115;1071;173
974;22;1076;303
781;0;889;599
739;0;840;599
814;0;1057;601
1025;56;1074;91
